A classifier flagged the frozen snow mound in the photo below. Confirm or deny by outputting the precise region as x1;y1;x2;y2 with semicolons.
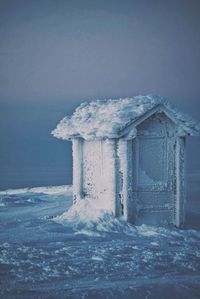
54;196;137;236
52;95;200;140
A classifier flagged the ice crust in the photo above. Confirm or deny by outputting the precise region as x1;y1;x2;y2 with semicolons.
52;95;200;140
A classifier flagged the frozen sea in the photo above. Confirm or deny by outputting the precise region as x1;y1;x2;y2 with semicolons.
0;179;200;299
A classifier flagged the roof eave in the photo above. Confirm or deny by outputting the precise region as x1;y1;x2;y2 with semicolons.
119;103;200;138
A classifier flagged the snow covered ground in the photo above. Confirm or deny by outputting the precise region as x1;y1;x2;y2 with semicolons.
0;181;200;299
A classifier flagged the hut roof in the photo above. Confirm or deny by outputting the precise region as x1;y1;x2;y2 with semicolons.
52;95;200;140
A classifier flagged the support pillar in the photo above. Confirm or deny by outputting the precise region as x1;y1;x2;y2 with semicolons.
118;139;135;222
72;138;83;204
105;139;118;215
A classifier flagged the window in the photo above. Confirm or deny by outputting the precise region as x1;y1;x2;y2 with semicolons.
137;137;166;186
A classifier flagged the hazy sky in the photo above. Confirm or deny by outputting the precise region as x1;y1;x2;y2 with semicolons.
0;0;200;189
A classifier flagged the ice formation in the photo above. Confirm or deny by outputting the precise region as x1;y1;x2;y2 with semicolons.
52;95;200;140
51;95;200;227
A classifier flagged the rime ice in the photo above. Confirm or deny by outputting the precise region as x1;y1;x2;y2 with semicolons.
52;95;200;227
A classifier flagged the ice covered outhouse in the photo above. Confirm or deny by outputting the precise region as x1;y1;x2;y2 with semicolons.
52;95;200;227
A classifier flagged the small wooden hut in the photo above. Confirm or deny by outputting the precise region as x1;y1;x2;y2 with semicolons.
52;95;200;226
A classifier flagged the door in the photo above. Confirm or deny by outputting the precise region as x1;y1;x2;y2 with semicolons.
132;114;175;225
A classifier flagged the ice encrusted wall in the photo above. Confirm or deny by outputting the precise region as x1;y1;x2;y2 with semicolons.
72;112;187;226
72;138;135;217
72;136;138;220
72;139;118;212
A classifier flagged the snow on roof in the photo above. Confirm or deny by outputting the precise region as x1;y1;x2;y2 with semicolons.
52;95;200;140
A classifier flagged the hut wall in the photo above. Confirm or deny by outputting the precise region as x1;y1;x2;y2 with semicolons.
72;113;187;227
74;139;118;212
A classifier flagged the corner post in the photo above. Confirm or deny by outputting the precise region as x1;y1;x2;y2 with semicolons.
175;136;186;227
105;139;118;215
118;140;128;220
72;138;83;204
118;139;135;222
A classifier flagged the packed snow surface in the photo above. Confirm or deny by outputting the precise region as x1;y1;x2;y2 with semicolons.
52;95;200;140
0;185;72;196
1;184;200;298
